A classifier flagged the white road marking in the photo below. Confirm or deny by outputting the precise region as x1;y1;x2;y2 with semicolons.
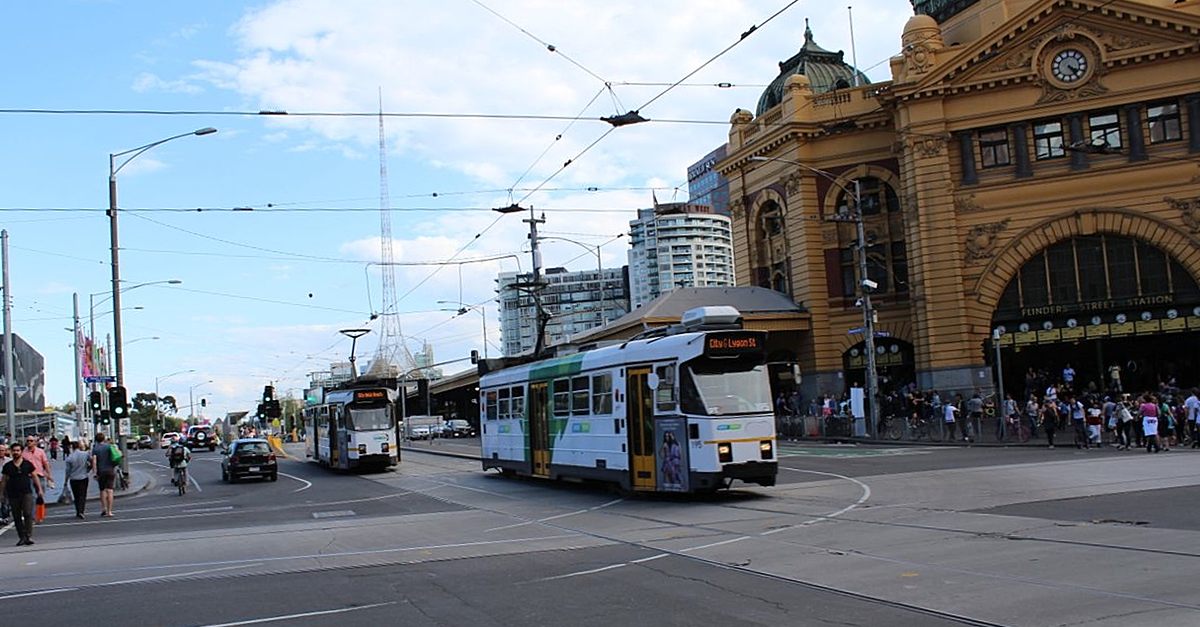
183;506;234;513
630;553;669;564
0;588;79;601
760;468;872;536
536;563;626;582
278;472;312;493
0;522;11;538
680;536;749;552
105;562;261;586
484;497;624;532
199;601;397;627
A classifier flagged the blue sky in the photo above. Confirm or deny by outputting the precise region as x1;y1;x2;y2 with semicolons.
1;0;910;418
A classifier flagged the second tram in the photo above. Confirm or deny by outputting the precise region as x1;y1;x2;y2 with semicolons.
304;386;399;470
479;306;778;493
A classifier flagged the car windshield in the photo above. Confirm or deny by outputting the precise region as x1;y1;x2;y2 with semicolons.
236;442;270;454
349;407;392;431
680;358;773;416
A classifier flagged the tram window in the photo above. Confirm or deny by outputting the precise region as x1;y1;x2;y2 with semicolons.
484;389;498;421
511;386;526;419
498;387;510;419
552;379;570;416
571;376;589;415
592;373;613;414
655;364;677;412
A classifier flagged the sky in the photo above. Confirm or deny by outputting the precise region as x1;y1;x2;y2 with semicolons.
1;0;913;420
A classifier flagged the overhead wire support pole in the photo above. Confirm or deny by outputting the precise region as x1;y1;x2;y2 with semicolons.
3;230;14;438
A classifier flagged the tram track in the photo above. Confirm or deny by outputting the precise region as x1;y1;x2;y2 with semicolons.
391;452;1200;621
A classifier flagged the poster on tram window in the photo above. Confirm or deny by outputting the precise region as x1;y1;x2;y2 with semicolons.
655;417;688;492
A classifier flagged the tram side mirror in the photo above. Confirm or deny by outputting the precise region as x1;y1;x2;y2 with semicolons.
646;373;660;390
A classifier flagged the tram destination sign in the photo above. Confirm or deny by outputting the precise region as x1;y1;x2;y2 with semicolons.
353;389;388;402
704;331;766;358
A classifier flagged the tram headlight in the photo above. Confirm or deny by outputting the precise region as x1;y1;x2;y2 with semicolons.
381;443;389;453
358;444;367;455
760;440;773;459
718;442;733;463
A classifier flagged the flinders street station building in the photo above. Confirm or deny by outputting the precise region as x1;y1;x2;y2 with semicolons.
719;0;1200;399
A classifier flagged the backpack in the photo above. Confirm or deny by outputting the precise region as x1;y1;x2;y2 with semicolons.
170;446;185;463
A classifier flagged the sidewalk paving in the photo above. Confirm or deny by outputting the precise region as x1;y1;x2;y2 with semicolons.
42;456;154;508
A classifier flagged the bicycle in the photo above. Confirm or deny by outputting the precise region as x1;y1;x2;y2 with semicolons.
877;414;905;441
115;466;130;491
908;414;939;442
1003;413;1031;443
174;466;188;496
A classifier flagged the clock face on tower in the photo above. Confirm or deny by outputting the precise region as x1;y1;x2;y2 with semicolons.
1051;49;1089;84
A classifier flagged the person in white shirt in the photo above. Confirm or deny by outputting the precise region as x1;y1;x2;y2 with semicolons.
943;398;960;441
1185;388;1200;449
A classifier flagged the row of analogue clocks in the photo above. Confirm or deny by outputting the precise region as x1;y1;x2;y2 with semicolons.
995;307;1200;336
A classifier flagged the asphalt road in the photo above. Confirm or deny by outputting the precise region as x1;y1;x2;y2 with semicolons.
3;441;1198;626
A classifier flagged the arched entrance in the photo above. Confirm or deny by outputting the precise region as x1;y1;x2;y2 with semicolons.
843;338;915;394
991;234;1200;398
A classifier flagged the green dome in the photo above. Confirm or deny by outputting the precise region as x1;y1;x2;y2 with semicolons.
755;20;871;116
910;0;981;23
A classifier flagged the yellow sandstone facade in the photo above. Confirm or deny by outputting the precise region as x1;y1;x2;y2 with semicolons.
721;0;1200;399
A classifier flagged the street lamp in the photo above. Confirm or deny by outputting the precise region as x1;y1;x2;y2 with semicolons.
339;328;371;380
188;380;213;422
89;281;181;358
748;155;879;438
126;336;160;345
109;128;214;461
156;368;195;435
537;234;626;325
437;301;490;360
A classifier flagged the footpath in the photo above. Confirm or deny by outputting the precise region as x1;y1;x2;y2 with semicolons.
41;454;154;508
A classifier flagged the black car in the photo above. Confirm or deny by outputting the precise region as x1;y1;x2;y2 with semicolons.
221;438;278;483
187;425;217;451
445;419;476;438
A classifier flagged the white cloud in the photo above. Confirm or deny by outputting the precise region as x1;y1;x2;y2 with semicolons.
132;72;205;95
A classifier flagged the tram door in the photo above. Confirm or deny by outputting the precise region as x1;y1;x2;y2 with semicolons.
626;368;656;490
329;407;340;467
529;382;550;478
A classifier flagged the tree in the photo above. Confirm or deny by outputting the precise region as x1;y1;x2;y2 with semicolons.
131;392;178;434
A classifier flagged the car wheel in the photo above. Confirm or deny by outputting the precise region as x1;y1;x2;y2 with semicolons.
269;472;278;482
229;473;239;484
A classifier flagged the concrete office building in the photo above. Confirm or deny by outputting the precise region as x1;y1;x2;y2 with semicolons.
627;203;735;310
497;266;629;356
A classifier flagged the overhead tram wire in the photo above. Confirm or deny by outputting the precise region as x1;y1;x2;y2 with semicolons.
468;0;610;86
0;204;658;214
508;86;608;192
0;108;728;126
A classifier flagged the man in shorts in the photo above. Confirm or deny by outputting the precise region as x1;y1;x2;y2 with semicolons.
91;433;118;517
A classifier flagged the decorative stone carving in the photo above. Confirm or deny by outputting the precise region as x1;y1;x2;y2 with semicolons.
1036;77;1109;104
954;194;984;213
965;219;1011;262
1166;196;1200;233
910;135;946;157
902;192;919;213
730;109;753;125
730;198;745;219
783;173;803;197
905;43;936;75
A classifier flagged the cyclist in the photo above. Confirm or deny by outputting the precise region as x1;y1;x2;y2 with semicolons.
167;438;192;490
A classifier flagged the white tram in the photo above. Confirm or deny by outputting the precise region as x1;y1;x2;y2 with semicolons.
479;307;778;493
303;387;399;470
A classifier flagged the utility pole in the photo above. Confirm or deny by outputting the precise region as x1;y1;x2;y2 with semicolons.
494;203;548;355
852;179;881;438
73;293;84;433
3;230;14;439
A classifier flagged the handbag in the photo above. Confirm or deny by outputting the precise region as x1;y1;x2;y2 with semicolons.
109;443;123;465
35;495;46;523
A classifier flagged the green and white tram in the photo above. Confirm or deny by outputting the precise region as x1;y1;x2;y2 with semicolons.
480;307;778;493
304;387;399;470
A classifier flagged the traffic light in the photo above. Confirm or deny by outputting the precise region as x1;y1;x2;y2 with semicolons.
256;403;267;420
263;385;275;402
100;409;112;426
89;390;103;412
200;398;207;408
266;399;281;419
109;386;129;419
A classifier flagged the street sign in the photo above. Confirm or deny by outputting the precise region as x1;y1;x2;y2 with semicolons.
14;385;28;393
84;375;116;383
118;417;131;437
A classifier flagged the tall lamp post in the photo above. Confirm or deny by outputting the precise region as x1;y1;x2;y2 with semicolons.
339;328;371;380
748;155;879;437
537;234;626;325
188;380;213;423
155;369;195;436
109;128;215;462
437;301;489;360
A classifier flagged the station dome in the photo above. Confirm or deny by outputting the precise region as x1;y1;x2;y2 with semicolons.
755;19;871;116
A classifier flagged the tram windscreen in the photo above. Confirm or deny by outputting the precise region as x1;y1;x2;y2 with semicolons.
348;407;392;431
681;358;773;416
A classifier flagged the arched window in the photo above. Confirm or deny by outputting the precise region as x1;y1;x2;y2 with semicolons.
754;200;791;297
996;235;1200;313
831;177;907;297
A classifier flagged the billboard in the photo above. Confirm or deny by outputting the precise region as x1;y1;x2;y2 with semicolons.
0;334;45;411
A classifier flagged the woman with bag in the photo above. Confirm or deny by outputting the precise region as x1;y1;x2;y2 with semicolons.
65;440;92;519
1041;401;1059;449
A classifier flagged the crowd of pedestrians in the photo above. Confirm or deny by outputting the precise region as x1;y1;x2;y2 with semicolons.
0;431;126;547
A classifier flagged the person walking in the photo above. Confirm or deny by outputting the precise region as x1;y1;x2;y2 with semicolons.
0;442;46;546
1116;399;1135;450
1140;394;1161;453
48;436;59;461
0;442;11;525
1186;388;1200;448
999;393;1017;440
1042;401;1059;449
64;440;92;519
23;435;56;502
91;433;118;517
1065;395;1088;449
943;398;960;442
1025;395;1041;439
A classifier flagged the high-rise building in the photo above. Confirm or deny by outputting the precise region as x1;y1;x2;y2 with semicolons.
496;266;630;356
627;203;735;310
687;144;730;216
